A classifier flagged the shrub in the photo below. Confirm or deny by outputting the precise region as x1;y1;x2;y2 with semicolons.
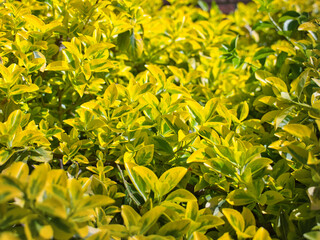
0;0;319;239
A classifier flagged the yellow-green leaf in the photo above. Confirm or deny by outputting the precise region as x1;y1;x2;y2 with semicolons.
253;227;272;240
222;208;245;233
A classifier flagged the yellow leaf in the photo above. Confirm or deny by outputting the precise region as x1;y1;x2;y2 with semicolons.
193;232;208;240
253;227;272;240
46;61;73;71
145;64;166;87
39;225;54;239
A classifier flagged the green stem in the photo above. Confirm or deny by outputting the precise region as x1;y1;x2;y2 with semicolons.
268;12;295;47
117;164;141;206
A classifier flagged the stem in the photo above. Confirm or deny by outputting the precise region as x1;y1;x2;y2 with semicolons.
117;164;141;206
268;12;295;47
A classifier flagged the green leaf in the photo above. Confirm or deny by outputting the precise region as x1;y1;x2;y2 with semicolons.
101;224;128;238
0;149;12;166
158;167;187;197
187;100;204;124
27;164;49;199
0;184;22;204
139;206;166;234
2;162;28;180
242;207;256;228
146;65;166;87
253;48;275;61
255;70;273;85
121;205;141;229
158;219;191;238
10;84;39;96
185;200;198;221
246;158;273;175
304;231;320;240
165;189;197;203
136;144;154;165
226;189;256;206
128;163;158;199
37;197;67;219
261;190;284;205
153;136;174;156
222;208;245;232
266;77;288;93
283;124;317;142
78;195;115;210
290;70;309;99
6;110;22;135
197;215;225;232
307;187;320;210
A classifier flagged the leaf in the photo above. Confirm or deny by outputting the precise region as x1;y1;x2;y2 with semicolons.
90;59;113;72
158;167;187;197
85;43;114;58
158;219;191;238
298;22;318;32
238;101;249;122
10;84;39;96
253;48;275;61
187;100;204;124
304;231;320;240
130;164;158;198
186;200;198;221
73;154;89;164
226;189;256;206
165;189;197;203
255;70;273;85
197;215;225;231
261;190;284;205
204;98;218;121
23;14;45;28
0;185;22;204
0;149;12;166
253;227;272;240
101;224;128;237
129;32;143;58
290;70;309;99
6;110;22;135
139;206;166;234
121;205;141;229
307;187;320;210
145;65;166;87
39;225;54;239
104;83;118;107
78;195;115;210
125;163;153;201
153;136;173;156
193;232;209;240
37;197;67;219
266;77;288;93
287;145;308;164
242;207;256;228
246;158;273;175
2;162;29;181
283;124;317;142
136;144;154;165
222;208;245;232
27;164;49;199
46;61;73;71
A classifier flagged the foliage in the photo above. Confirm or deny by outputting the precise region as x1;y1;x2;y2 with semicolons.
0;0;320;239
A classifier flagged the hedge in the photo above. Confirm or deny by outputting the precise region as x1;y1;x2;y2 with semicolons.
0;0;319;239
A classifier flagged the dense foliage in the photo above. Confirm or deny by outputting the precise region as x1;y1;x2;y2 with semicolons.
0;0;319;239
